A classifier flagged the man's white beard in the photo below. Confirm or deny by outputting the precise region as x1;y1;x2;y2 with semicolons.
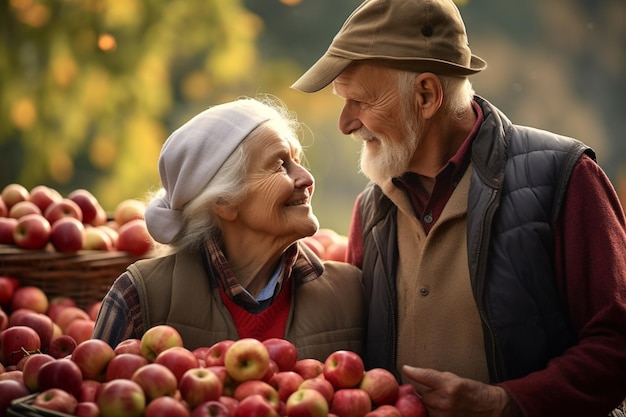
357;116;421;185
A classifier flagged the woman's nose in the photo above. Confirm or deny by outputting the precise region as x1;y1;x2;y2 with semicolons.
294;164;314;189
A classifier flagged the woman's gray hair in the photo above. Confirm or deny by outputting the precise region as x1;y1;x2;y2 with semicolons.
155;96;303;254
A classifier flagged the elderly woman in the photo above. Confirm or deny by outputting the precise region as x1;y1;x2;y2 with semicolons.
92;97;364;360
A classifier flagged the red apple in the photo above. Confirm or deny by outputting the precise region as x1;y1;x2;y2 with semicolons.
154;345;199;382
234;394;280;417
37;357;84;398
44;198;83;225
294;358;324;380
131;363;178;401
79;379;102;402
97;379;146;417
0;308;7;332
310;228;340;251
145;395;191;417
300;237;326;258
233;380;280;409
99;225;119;248
13;213;51;250
11;285;49;314
205;365;237;397
191;400;231;417
1;183;30;208
106;352;149;381
86;301;102;321
285;388;329;417
68;189;104;226
114;199;146;226
55;305;90;333
394;386;427;417
33;387;78;414
205;339;235;367
330;388;372;417
0;217;18;244
359;368;399;406
140;324;184;361
8;200;41;219
224;338;271;383
179;367;223;409
269;371;304;402
72;338;115;381
324;237;348;262
0;196;6;217
83;226;114;250
29;185;63;213
9;309;54;350
65;319;95;344
262;358;279;383
0;325;41;365
263;338;298;372
117;218;153;255
0;380;29;413
0;369;23;383
193;346;211;362
323;350;365;389
50;216;85;252
48;334;78;358
75;401;101;417
364;404;402;417
298;376;335;404
47;296;77;322
219;395;239;416
114;338;142;356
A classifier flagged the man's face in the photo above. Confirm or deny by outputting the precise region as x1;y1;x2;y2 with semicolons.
333;64;422;184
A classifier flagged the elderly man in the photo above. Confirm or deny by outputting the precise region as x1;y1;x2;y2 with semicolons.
291;0;626;416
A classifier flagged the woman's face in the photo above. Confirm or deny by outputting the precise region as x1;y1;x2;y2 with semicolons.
234;127;319;244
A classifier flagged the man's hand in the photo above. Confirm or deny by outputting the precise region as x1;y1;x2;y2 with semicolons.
402;365;523;417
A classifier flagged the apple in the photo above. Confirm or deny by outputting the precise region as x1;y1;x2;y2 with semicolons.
1;183;30;208
37;357;84;398
99;224;119;248
179;367;223;409
145;395;191;417
86;301;102;321
72;338;115;381
205;339;235;367
83;226;114;250
75;401;101;417
0;325;41;365
285;388;329;417
394;386;427;417
131;363;178;400
359;368;400;406
9;309;54;350
29;185;63;213
323;350;365;389
224;337;271;382
50;216;85;252
114;338;142;356
44;198;83;225
193;346;211;362
205;365;237;397
191;400;231;417
114;199;146;226
299;376;335;404
324;237;348;262
154;345;199;382
300;236;326;258
0;308;8;333
262;358;279;383
140;324;184;361
310;228;340;251
47;296;77;322
294;358;324;380
65;318;96;344
269;371;304;402
0;369;23;383
106;352;149;381
330;388;372;417
33;387;78;414
364;404;402;417
0;277;16;304
234;394;280;417
263;338;298;372
11;285;49;314
13;213;51;250
0;196;6;217
68;188;104;226
117;218;153;255
0;217;18;244
0;379;30;414
97;379;147;417
8;200;41;219
55;305;90;333
219;395;239;416
79;379;102;402
48;334;78;358
233;380;280;409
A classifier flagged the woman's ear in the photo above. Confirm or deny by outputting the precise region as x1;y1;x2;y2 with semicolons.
211;199;238;222
414;72;443;119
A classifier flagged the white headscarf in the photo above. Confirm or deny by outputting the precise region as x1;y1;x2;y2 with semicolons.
144;99;275;244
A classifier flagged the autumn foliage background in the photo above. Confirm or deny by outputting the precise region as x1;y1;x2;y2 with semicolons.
1;0;625;235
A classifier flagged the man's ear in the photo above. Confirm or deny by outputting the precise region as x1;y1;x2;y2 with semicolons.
212;199;237;222
414;72;443;119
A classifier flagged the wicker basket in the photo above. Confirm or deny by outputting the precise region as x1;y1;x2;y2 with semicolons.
0;245;144;309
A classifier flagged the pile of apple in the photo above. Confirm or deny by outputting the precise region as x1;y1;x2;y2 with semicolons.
1;319;427;417
300;228;349;262
0;183;154;256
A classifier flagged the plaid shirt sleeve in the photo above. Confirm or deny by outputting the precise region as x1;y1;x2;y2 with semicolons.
92;271;145;348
